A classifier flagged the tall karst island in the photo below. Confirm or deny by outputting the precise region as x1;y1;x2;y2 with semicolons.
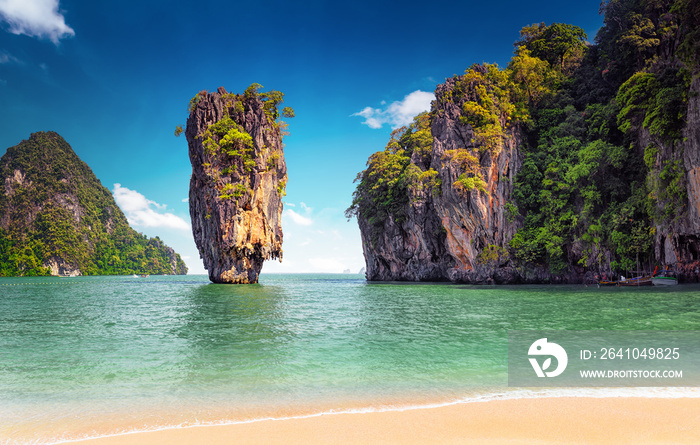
348;0;700;283
184;85;291;283
0;132;188;276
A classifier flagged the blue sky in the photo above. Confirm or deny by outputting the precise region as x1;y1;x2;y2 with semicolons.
0;0;605;275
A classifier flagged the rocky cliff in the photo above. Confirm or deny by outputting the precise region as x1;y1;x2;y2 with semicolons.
351;67;522;283
350;0;700;283
185;85;289;283
655;75;700;280
0;131;188;276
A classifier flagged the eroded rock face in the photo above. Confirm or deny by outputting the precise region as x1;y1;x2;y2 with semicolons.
430;77;522;283
357;72;523;283
186;86;287;283
654;76;700;280
684;78;700;228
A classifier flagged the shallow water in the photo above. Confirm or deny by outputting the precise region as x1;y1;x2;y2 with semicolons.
1;274;698;443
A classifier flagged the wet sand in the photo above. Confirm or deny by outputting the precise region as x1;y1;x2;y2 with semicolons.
76;397;700;444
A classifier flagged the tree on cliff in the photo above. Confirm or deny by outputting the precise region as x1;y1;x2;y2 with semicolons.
515;22;588;74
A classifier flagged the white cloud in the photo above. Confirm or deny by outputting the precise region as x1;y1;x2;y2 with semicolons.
0;50;20;64
264;203;365;274
353;90;435;129
112;183;190;231
354;107;384;129
283;200;315;226
284;209;313;226
0;0;75;44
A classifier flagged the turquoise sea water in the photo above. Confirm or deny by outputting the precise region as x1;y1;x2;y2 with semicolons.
1;274;699;444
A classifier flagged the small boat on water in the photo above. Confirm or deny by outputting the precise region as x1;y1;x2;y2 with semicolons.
618;275;653;286
598;266;658;287
652;270;678;286
652;276;678;285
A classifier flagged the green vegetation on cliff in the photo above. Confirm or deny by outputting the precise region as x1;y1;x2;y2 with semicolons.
349;0;699;278
182;84;294;201
0;132;188;276
511;0;697;274
346;112;437;240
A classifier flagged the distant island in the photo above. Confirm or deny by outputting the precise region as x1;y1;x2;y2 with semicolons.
348;0;700;284
0;131;187;276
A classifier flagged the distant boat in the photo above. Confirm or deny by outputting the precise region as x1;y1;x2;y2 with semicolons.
617;266;657;287
618;275;653;286
652;270;677;286
140;274;149;278
598;269;667;287
652;276;678;285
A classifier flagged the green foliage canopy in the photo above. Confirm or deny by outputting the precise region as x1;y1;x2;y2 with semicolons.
0;132;187;276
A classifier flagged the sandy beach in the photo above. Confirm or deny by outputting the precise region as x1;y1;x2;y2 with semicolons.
75;397;700;444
